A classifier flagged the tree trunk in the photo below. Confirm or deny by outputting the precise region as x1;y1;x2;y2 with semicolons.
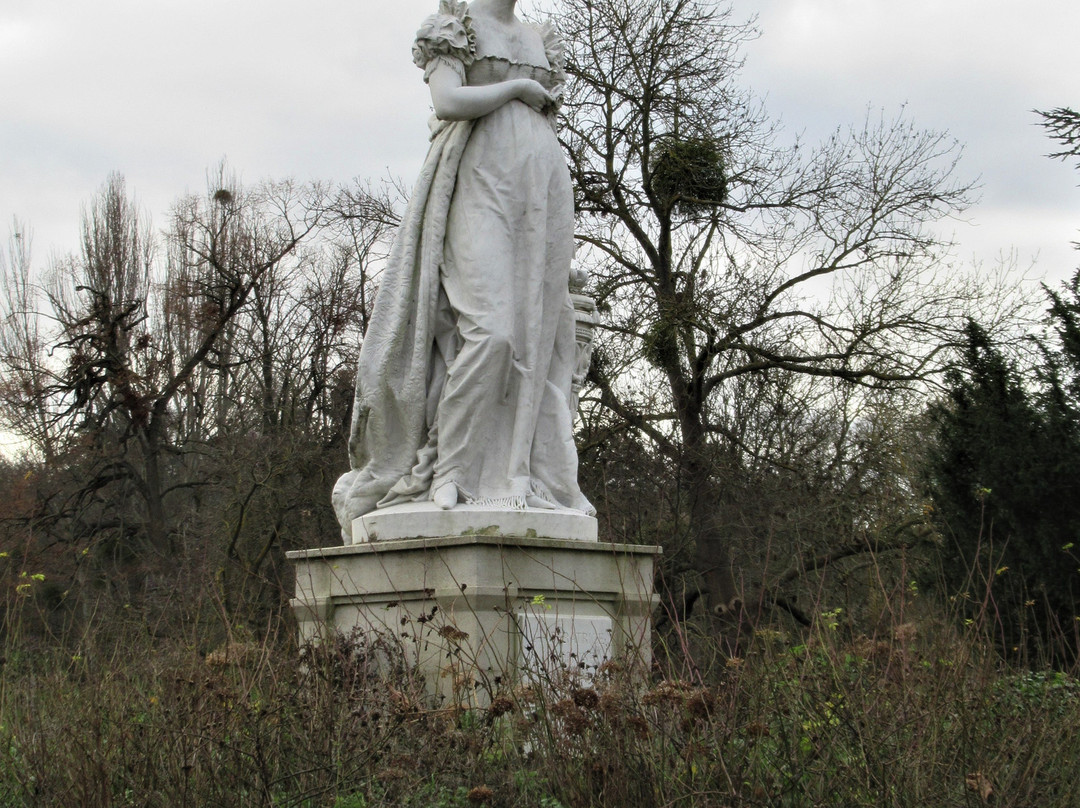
681;429;739;617
140;429;170;556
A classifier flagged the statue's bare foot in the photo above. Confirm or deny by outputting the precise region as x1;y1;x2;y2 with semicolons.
525;494;556;510
433;482;458;510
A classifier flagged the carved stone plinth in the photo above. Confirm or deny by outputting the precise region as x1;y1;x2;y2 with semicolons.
287;529;659;706
350;501;598;543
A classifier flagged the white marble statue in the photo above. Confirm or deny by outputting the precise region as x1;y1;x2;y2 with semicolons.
332;0;594;541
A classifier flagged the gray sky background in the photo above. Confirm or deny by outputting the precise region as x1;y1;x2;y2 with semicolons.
2;0;1079;279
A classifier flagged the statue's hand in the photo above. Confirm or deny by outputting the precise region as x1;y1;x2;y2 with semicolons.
515;79;554;112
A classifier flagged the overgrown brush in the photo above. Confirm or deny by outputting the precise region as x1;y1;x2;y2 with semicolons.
1;583;1078;807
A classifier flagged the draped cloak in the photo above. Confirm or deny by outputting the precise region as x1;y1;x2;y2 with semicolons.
332;119;474;541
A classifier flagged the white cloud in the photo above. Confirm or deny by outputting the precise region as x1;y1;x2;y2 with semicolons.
740;0;1080;281
2;0;1078;286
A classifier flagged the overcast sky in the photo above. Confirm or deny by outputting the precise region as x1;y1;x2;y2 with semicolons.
2;0;1079;279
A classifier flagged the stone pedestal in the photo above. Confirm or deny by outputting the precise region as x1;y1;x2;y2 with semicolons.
287;507;659;705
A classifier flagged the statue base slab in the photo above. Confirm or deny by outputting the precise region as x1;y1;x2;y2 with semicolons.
351;501;598;543
287;533;659;706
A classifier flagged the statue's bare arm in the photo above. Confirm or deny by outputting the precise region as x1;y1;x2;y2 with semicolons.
427;64;552;121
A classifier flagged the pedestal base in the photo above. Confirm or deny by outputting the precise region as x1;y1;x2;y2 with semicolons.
287;534;659;706
351;501;599;543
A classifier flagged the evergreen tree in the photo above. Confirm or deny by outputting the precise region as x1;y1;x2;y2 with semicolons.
929;308;1080;663
929;108;1080;662
1036;107;1080;168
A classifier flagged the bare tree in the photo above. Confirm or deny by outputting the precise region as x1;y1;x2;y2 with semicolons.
558;0;1009;620
0;222;58;462
11;174;326;564
0;162;407;625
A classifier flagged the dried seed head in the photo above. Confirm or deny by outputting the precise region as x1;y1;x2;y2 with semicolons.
488;696;514;718
572;687;600;710
684;688;715;718
438;625;469;641
467;785;494;804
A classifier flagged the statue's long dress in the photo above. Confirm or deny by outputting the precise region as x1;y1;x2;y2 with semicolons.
332;2;592;539
431;23;586;509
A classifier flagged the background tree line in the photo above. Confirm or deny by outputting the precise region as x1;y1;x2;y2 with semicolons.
0;0;1073;661
0;170;396;633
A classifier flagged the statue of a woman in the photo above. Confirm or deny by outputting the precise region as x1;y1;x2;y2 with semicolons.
332;0;593;541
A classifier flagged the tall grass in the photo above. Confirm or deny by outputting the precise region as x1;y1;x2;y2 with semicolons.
0;562;1077;807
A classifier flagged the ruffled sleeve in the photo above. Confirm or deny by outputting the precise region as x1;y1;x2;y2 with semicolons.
538;20;568;89
412;0;477;83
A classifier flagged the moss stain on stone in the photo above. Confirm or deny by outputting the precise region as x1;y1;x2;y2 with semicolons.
459;525;501;536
